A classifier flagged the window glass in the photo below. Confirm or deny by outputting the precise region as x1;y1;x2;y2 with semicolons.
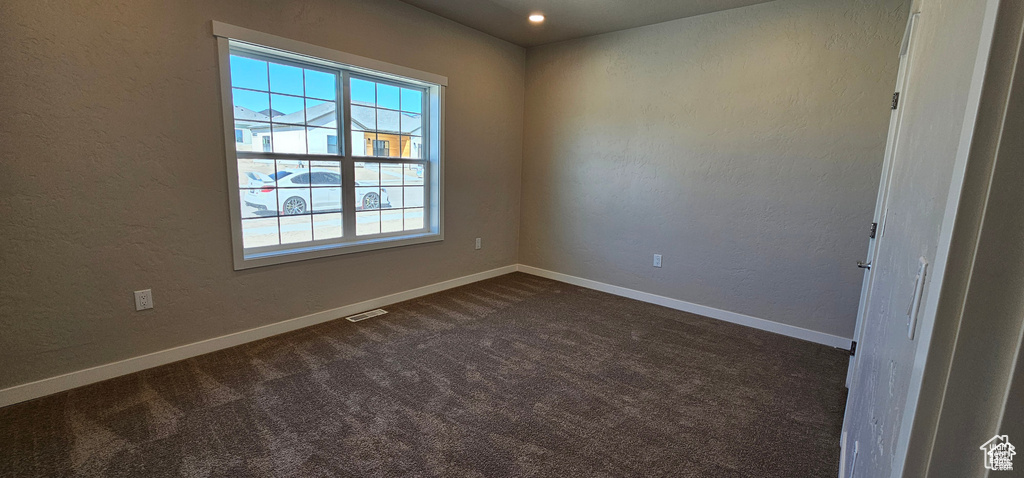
377;84;400;110
237;158;346;247
305;70;336;100
229;54;341;156
353;162;426;234
225;40;438;265
230;56;268;91
269;63;303;96
401;88;422;114
348;78;426;159
351;78;375;105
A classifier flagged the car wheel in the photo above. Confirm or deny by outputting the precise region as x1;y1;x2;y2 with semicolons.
362;192;380;210
283;196;307;215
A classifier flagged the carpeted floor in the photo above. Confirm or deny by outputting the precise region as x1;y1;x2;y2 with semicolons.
0;273;849;477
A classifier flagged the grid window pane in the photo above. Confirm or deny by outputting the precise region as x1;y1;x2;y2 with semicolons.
305;100;337;128
280;215;313;244
377;84;400;110
307;127;337;155
237;158;276;187
401;113;421;135
351;132;372;156
401;88;422;113
310;161;342;183
313;213;343;240
356;186;382;210
271;125;307;154
404;186;424;208
377;109;400;133
241;187;279;216
235;121;271;153
236;156;346;243
232;54;340;158
230;56;268;91
270;94;304;122
404;208;424;231
269;63;304;96
402;136;423;159
311;187;341;213
351;78;376;105
372;138;391;157
382;209;403;233
351;106;375;131
347;161;427;235
277;188;311;215
356;211;380;236
354;162;380;185
384;186;403;209
405;163;425;185
305;69;337;100
242;218;279;248
240;189;272;219
233;89;270;116
381;164;403;186
375;134;400;157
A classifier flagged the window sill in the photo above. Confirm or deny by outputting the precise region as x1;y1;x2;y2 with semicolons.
234;232;442;270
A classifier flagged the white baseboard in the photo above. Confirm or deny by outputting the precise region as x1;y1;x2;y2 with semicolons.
1;263;852;408
0;265;518;408
516;265;853;349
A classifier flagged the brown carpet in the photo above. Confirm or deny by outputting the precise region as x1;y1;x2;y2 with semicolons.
0;273;848;477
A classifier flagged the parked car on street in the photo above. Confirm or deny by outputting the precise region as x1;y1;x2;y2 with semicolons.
243;169;390;215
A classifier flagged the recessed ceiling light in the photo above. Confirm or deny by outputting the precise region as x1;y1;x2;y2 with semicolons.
529;14;545;23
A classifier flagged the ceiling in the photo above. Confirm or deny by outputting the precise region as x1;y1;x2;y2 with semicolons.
398;0;778;48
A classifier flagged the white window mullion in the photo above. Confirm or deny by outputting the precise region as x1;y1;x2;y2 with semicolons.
341;70;357;238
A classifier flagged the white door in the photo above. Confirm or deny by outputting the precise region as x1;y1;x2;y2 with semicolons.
839;11;920;478
845;13;921;388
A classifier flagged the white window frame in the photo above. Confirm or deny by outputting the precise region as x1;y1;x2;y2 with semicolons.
213;22;446;270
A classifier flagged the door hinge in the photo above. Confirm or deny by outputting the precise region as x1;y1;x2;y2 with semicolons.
849;341;857;356
869;222;878;239
892;92;900;110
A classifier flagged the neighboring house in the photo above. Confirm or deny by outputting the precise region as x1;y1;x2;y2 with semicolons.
349;100;423;158
234;100;421;158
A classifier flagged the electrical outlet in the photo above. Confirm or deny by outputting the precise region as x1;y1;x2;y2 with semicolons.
134;289;153;311
475;237;481;250
653;254;662;268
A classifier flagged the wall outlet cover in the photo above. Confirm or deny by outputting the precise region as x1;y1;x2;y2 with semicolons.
134;289;153;311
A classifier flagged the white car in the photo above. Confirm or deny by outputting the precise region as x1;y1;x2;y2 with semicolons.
244;169;390;215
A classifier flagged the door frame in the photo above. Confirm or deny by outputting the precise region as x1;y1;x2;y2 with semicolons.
838;0;1004;475
890;0;1004;475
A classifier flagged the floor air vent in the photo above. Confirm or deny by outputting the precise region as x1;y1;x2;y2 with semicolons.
346;309;388;323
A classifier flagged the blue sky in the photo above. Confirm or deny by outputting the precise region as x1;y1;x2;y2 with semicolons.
231;55;422;114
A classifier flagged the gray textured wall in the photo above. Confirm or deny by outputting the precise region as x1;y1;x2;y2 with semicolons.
0;0;524;389
520;0;908;338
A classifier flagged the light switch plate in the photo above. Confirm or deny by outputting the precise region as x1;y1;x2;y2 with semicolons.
653;254;662;268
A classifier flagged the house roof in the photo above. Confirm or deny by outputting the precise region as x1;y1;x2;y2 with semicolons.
350;100;422;135
235;100;421;135
271;101;337;125
234;106;270;122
